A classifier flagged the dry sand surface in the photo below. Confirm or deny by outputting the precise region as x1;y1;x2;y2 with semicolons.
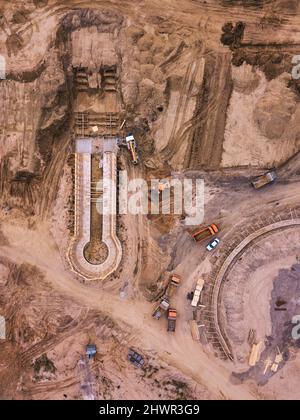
0;0;300;401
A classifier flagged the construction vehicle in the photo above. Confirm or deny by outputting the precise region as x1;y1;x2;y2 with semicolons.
158;180;170;192
206;238;220;252
126;133;139;165
167;309;177;332
127;349;145;368
249;341;263;367
190;224;219;243
191;278;205;307
248;329;257;346
251;170;277;189
189;320;200;341
152;297;170;320
165;274;181;298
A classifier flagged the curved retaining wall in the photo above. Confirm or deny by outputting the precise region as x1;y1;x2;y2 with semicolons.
210;216;300;361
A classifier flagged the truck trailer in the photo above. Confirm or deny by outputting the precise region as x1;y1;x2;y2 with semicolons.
126;133;139;165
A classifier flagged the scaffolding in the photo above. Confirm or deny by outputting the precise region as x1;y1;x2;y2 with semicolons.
74;112;119;138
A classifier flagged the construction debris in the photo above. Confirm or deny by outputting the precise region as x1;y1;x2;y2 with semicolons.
167;308;177;333
165;274;181;299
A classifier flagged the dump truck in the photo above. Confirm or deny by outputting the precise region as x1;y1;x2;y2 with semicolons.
126;133;139;165
190;224;219;243
167;309;177;332
191;278;205;307
251;170;277;190
165;274;181;298
189;320;200;341
152;297;170;320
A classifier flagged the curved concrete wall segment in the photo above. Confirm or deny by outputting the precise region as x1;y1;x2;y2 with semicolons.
209;216;300;361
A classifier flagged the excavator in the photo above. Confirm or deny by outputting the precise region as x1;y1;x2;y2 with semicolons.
126;133;139;165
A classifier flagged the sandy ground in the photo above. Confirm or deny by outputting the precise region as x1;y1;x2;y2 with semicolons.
0;0;300;401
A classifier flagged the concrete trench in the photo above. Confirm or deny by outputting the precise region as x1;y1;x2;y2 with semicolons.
67;139;122;281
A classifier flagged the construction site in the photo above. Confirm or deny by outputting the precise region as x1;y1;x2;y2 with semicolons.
0;0;300;401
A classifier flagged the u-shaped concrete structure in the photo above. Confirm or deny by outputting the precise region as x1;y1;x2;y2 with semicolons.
68;138;122;281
